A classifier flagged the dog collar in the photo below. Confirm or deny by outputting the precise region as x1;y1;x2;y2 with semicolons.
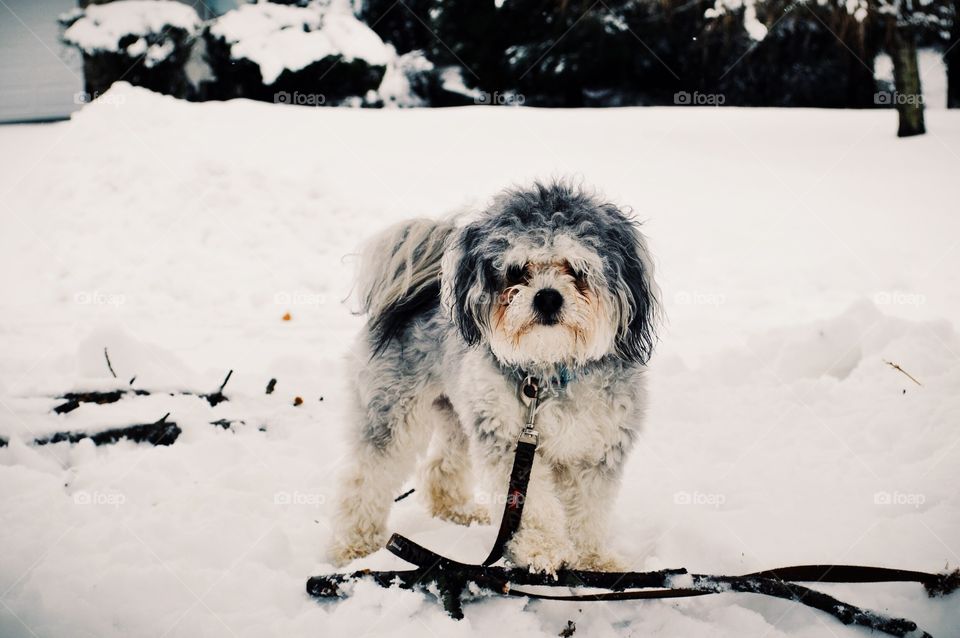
512;363;577;394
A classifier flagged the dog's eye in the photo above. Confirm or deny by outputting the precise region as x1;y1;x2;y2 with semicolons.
505;264;528;285
562;261;585;282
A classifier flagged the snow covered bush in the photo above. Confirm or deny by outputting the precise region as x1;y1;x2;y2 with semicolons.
204;0;393;104
376;50;434;107
373;51;479;107
61;0;202;100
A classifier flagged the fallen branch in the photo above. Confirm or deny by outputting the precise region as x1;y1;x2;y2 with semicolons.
34;413;180;446
54;389;148;414
307;562;958;635
52;369;235;414
884;359;922;386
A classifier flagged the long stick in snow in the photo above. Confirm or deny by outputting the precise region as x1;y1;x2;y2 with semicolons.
307;564;958;636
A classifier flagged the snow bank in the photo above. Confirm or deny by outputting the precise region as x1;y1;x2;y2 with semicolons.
209;1;391;85
0;84;958;637
62;0;201;67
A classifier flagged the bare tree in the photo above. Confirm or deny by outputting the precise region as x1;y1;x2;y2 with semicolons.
949;0;960;108
879;0;925;135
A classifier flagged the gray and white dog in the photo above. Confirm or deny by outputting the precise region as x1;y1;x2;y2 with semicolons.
330;180;658;573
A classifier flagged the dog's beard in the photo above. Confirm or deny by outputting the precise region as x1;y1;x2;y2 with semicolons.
488;282;616;368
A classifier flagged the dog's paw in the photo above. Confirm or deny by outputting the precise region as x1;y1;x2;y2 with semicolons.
571;551;626;572
506;528;574;575
328;532;385;567
432;503;491;527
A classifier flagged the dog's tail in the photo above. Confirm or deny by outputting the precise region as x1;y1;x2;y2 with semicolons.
355;217;457;353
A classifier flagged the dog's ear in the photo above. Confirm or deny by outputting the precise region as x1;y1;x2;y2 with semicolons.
605;208;659;364
440;223;492;346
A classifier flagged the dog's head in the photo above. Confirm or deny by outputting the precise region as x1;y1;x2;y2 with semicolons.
441;181;659;369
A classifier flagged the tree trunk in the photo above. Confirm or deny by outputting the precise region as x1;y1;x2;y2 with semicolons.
889;24;925;137
949;5;960;108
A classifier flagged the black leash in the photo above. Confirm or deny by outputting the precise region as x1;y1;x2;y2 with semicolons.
311;375;959;634
386;531;958;598
482;375;541;565
389;374;542;568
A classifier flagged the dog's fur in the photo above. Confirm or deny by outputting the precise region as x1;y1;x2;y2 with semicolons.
330;181;659;573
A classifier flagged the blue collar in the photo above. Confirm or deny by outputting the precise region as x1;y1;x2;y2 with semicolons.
511;363;578;394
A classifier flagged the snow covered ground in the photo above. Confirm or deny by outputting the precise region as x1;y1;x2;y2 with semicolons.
1;84;959;637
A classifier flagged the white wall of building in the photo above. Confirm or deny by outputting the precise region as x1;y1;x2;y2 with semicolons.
1;0;84;123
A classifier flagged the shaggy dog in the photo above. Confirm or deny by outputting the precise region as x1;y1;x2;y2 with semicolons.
330;181;658;573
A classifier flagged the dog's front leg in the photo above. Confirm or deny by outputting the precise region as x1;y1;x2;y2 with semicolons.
554;462;625;571
480;446;574;574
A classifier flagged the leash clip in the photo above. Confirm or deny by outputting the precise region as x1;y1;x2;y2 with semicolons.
519;375;540;445
519;427;539;446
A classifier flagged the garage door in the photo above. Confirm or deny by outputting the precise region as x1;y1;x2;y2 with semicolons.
0;0;83;123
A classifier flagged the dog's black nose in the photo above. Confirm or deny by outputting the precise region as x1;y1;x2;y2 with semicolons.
533;288;563;322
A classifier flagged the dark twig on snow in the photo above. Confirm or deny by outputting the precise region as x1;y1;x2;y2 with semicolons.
394;488;416;502
104;348;117;378
201;369;234;407
210;418;245;430
53;369;235;414
884;359;922;386
40;366;246;447
53;389;149;414
35;412;180;447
